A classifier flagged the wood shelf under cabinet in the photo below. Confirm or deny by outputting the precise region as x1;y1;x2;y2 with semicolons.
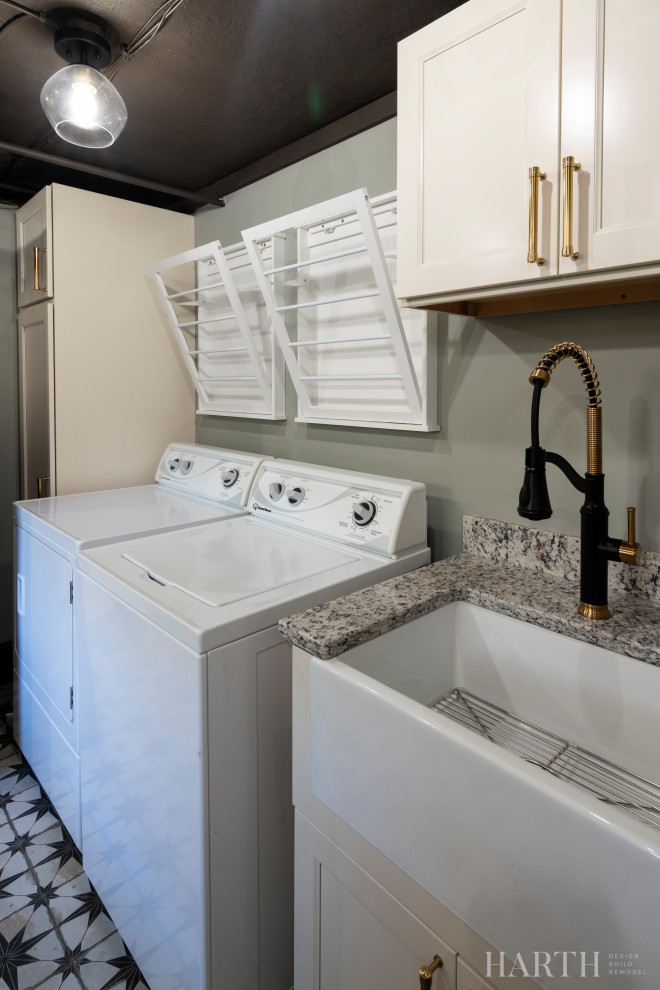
426;275;660;319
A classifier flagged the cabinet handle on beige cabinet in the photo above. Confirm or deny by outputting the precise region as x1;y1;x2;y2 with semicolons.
37;476;50;499
419;953;443;989
33;246;47;291
562;156;581;259
527;166;546;266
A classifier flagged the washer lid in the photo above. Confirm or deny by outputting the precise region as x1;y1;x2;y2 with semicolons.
120;519;358;607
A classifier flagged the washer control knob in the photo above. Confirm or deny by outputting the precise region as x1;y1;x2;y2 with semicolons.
268;481;284;501
167;457;180;473
220;468;239;488
179;458;194;476
285;486;305;506
353;500;377;527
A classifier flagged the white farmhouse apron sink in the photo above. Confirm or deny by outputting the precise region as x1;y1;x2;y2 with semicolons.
310;603;660;988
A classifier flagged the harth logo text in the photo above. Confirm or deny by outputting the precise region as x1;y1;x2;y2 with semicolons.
486;951;600;979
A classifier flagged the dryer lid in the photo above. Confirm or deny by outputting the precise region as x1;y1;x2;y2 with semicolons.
14;485;244;552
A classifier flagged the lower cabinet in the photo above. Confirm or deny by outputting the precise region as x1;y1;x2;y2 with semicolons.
295;812;511;990
295;811;455;989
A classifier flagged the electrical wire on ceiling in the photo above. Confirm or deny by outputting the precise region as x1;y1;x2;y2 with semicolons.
0;13;24;35
0;0;51;19
0;0;54;25
105;0;185;82
0;0;56;35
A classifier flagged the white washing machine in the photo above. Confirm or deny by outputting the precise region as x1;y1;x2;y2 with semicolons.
76;460;430;990
13;443;268;846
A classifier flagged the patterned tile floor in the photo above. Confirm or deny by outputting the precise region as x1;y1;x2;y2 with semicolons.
0;689;150;990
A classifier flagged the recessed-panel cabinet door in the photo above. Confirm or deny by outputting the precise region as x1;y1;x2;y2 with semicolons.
397;0;561;300
296;814;456;990
18;301;56;499
561;0;660;274
16;186;53;308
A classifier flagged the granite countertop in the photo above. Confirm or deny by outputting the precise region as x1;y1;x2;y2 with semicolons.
278;515;660;665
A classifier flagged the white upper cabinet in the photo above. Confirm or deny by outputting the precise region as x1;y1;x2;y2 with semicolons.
398;0;660;309
560;0;660;275
397;0;561;301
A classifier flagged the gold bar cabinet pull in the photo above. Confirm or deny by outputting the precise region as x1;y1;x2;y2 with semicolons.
527;166;546;266
419;953;443;989
619;506;642;566
37;476;50;499
33;246;47;292
562;155;581;259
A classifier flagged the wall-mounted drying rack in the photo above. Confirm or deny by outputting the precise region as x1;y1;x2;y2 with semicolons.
151;238;286;420
242;188;438;431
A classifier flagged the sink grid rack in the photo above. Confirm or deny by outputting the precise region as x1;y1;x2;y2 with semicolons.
430;688;660;832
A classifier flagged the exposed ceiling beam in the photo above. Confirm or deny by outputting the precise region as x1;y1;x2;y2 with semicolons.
0;140;224;208
0;180;39;196
200;92;397;203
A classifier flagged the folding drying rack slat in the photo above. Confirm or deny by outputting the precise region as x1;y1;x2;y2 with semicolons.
151;238;285;420
242;188;437;431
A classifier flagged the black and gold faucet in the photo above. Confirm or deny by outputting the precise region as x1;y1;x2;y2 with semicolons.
517;341;641;620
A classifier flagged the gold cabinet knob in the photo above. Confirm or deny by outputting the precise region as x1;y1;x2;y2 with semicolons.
419;953;443;989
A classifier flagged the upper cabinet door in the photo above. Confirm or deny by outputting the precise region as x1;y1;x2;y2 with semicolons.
397;0;561;302
16;186;53;308
560;0;660;275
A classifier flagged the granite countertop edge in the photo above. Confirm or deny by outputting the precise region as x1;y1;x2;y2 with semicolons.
278;553;660;665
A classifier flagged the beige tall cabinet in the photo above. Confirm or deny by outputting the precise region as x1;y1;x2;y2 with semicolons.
16;184;195;498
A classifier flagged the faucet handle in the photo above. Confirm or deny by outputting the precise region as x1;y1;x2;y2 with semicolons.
619;506;642;566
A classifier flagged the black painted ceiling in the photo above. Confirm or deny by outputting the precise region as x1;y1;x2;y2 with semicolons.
0;0;466;212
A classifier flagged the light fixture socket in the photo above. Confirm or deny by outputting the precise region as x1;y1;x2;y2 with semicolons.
49;7;120;70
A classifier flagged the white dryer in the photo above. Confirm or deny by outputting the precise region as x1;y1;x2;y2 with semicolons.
76;460;430;990
13;443;268;846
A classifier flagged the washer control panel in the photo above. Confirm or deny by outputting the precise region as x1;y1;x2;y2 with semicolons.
156;443;268;507
250;460;427;557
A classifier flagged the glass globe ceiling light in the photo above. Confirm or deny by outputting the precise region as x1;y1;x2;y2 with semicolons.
39;8;127;149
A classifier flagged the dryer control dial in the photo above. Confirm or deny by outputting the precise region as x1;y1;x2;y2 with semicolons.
268;482;284;501
352;500;377;527
166;456;194;475
220;468;239;488
285;486;305;506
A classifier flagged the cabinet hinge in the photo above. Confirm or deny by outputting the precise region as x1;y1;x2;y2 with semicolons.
69;686;73;710
69;581;73;604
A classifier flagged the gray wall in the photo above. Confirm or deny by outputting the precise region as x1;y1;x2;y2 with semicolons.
0;207;19;643
196;120;660;560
